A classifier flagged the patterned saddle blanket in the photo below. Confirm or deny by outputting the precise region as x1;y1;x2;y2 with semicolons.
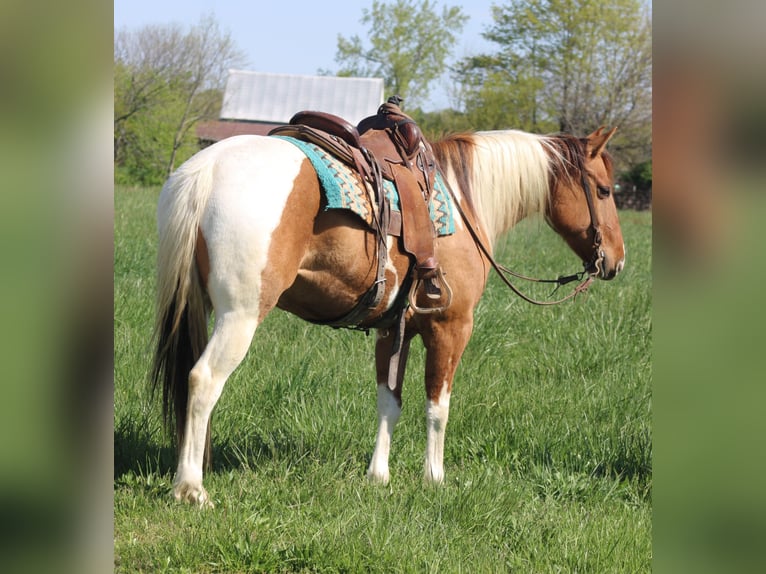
274;136;455;236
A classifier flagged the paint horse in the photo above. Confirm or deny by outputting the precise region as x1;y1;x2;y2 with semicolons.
152;124;625;507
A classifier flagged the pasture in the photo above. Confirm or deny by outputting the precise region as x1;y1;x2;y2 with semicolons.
114;184;651;572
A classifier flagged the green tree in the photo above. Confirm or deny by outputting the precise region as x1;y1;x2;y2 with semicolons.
335;0;467;108
114;15;245;185
623;159;652;191
455;0;651;168
453;52;549;132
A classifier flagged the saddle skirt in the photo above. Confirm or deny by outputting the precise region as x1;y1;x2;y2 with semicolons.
273;135;455;237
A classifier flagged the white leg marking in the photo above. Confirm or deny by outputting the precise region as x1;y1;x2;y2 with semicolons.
173;311;258;507
424;385;451;484
173;364;214;507
367;384;402;484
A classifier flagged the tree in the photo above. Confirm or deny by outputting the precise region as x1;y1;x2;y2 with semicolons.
455;0;651;169
624;159;652;191
452;52;549;132
114;15;245;184
335;0;467;108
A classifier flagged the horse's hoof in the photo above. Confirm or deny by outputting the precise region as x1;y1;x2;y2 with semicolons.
424;468;445;485
366;469;390;485
172;482;214;508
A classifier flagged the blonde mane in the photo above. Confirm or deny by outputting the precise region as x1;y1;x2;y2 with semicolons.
470;131;557;242
433;130;559;245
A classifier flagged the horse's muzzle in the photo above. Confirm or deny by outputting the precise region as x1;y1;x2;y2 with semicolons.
584;250;623;281
597;251;625;281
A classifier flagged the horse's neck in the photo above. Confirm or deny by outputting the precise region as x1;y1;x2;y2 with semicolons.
463;131;552;244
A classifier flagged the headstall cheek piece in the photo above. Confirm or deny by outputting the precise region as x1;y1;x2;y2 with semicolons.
578;165;605;279
441;151;604;306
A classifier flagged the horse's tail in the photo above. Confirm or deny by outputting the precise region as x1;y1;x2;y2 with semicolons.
151;152;216;468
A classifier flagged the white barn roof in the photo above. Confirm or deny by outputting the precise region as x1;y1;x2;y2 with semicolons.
220;69;385;125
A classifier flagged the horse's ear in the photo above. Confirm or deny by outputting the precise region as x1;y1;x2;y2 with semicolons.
586;126;617;158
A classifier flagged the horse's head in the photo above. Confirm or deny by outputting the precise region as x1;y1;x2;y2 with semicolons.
546;127;626;280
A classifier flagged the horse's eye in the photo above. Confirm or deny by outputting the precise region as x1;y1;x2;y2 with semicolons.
597;185;611;198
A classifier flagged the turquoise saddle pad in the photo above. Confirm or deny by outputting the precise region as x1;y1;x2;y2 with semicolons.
274;136;455;236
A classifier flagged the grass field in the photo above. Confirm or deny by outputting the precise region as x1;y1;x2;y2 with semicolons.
114;185;651;573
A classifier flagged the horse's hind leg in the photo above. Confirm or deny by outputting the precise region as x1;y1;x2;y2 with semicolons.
367;328;413;484
173;309;258;506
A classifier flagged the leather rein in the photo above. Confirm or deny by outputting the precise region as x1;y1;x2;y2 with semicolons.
445;151;604;306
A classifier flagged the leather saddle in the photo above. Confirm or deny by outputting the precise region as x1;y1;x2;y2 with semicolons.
269;97;443;302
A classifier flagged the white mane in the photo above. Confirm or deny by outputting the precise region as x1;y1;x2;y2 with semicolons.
468;130;556;243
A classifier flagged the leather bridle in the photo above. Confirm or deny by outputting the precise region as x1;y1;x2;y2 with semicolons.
575;154;605;279
447;152;604;306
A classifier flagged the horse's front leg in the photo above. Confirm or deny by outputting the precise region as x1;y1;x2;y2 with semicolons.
421;317;473;484
367;327;413;484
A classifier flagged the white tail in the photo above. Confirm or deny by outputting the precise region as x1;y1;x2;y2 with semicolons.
151;150;216;466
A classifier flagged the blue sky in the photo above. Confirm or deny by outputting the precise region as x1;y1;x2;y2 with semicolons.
113;0;495;110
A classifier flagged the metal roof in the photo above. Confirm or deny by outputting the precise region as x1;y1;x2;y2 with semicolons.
196;120;275;143
220;69;385;125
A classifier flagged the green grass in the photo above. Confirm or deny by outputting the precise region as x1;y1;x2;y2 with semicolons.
115;186;651;573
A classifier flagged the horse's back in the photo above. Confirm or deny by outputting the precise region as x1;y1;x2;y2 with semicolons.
160;135;307;229
200;135;309;235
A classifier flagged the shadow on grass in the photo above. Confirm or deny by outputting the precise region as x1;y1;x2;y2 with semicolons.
113;415;342;482
114;417;176;480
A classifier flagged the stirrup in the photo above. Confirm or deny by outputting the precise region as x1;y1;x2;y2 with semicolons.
408;267;452;314
423;277;442;299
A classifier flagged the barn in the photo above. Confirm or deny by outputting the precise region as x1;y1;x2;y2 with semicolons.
196;69;385;147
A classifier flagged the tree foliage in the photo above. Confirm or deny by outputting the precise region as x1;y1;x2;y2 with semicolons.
454;0;651;170
624;159;652;190
335;0;467;108
114;15;245;185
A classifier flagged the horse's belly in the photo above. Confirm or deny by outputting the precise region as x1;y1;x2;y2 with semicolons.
277;212;410;325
